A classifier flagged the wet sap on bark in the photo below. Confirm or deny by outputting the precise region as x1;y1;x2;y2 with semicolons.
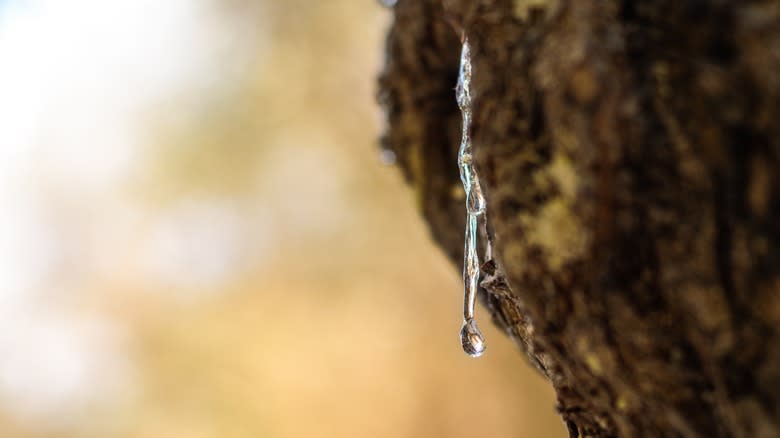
457;39;489;358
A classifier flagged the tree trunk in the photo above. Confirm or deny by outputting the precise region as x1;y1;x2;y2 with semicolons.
377;1;780;436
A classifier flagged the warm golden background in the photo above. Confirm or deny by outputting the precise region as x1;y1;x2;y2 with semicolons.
0;1;564;437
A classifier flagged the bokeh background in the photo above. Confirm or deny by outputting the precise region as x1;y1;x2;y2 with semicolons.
0;1;564;437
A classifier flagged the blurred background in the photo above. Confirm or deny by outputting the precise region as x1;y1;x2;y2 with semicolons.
0;1;564;437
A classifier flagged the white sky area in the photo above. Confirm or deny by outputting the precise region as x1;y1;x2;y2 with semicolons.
0;0;248;424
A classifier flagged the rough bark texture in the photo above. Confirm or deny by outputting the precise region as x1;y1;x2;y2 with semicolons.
378;1;780;437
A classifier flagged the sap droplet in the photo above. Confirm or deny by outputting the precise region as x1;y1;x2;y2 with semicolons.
379;149;397;165
460;319;486;357
456;38;491;358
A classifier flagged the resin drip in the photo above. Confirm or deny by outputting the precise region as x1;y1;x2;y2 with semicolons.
456;39;489;358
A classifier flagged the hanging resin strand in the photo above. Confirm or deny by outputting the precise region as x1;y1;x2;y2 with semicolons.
456;38;489;357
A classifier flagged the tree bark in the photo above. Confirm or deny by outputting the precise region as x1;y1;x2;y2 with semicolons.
378;1;780;436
